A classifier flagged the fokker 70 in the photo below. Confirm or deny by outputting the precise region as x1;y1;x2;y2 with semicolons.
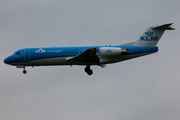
4;23;174;75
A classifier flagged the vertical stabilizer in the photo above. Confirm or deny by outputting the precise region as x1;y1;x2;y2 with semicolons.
133;23;174;46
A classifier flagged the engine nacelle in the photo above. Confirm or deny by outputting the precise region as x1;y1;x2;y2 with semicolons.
99;47;127;56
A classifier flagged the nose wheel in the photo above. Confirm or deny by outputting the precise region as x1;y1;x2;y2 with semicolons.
23;68;27;74
84;66;93;75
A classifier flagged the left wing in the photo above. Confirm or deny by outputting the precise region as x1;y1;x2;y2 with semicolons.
67;48;100;65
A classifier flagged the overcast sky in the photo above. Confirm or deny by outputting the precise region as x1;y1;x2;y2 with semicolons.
1;0;180;120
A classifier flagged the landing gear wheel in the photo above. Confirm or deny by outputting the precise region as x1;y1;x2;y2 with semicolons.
23;70;27;74
87;69;93;75
84;66;93;75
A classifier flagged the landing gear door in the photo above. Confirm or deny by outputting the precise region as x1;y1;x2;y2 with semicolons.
24;50;30;62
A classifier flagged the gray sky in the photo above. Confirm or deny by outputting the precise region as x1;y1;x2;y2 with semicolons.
1;0;180;120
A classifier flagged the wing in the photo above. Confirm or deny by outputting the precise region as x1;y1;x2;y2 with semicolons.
67;48;100;65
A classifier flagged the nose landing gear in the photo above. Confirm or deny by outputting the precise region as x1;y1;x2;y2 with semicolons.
84;65;93;75
23;70;27;74
23;67;27;74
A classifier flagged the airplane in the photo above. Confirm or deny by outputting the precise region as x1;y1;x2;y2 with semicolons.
4;23;174;75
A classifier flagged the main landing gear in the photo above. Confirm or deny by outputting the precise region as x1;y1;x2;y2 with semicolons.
84;65;93;75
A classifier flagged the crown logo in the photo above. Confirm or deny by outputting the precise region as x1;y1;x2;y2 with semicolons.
106;49;112;53
145;31;153;36
36;49;46;53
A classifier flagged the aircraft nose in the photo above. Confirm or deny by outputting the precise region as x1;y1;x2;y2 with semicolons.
4;56;12;64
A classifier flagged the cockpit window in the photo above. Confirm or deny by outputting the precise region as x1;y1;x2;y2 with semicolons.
14;52;20;55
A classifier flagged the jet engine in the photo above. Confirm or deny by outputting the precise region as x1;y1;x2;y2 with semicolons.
99;47;127;56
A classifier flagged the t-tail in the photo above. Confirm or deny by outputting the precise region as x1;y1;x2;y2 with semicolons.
133;23;174;47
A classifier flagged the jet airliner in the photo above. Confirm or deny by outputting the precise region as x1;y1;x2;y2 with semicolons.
4;23;174;75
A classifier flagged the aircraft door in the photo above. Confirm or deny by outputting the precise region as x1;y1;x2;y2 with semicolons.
24;49;30;62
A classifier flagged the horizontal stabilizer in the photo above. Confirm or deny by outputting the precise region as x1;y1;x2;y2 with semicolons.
152;23;175;30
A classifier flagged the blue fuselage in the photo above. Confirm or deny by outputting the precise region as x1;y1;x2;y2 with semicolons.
4;46;158;66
